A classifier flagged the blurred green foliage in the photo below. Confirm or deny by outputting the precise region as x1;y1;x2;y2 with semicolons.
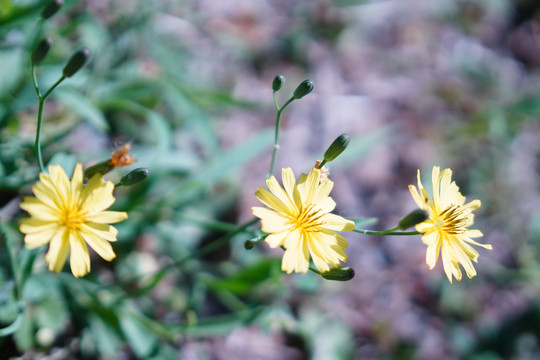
3;0;540;359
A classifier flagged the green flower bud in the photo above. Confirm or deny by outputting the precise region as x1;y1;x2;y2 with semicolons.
293;79;314;99
397;209;429;230
41;0;63;20
83;161;115;179
323;134;350;162
119;168;149;186
321;267;355;281
62;48;90;78
31;37;53;66
272;75;285;92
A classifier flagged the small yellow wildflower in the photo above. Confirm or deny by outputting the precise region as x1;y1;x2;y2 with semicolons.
252;167;354;274
409;166;492;283
19;163;128;278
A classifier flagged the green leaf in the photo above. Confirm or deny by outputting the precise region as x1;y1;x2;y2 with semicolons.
118;310;158;358
146;110;172;161
14;309;33;351
208;259;281;295
195;128;273;185
88;314;122;357
55;90;109;132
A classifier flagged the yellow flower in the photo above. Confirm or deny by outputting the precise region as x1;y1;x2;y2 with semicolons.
409;166;492;283
252;167;354;274
19;163;128;278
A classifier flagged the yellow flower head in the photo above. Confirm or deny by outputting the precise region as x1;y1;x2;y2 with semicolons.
252;167;354;274
409;166;492;283
19;163;128;278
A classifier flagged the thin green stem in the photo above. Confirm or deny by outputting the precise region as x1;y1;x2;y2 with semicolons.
42;75;66;99
32;73;66;173
272;91;279;112
353;227;420;236
0;312;23;337
31;65;41;98
267;96;295;179
35;99;46;173
316;159;327;169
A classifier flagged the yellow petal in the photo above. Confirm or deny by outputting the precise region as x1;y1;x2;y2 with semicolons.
32;181;61;210
321;213;354;232
316;197;336;213
282;168;302;210
252;207;291;233
20;197;61;221
312;178;334;205
24;225;60;249
441;248;462;283
48;165;71;207
45;228;69;273
254;188;292;215
69;233;91;278
81;229;116;261
425;240;441;269
265;231;289;248
409;185;427;211
81;223;118;242
71;163;83;202
281;232;309;274
81;181;116;214
298;168;319;205
266;176;296;212
85;210;128;224
19;217;56;234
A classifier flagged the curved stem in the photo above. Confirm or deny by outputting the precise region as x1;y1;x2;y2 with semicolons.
35;99;46;173
31;65;41;98
0;311;23;337
32;73;66;174
42;75;66;99
267;96;295;179
354;228;420;236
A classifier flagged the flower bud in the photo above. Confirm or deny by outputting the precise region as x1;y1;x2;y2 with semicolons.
321;267;355;281
41;0;63;19
62;48;90;78
272;75;285;92
397;209;429;230
323;134;350;162
31;37;53;66
119;168;149;186
83;161;115;179
293;79;314;99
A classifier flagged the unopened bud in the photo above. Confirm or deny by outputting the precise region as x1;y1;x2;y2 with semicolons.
41;0;63;20
272;75;285;92
119;168;149;186
323;134;350;162
293;79;314;99
62;48;90;77
321;267;355;281
84;161;114;179
31;38;53;66
398;209;429;230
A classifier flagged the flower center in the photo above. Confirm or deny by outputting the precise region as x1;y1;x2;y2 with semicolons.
290;203;325;233
60;205;85;230
433;204;468;234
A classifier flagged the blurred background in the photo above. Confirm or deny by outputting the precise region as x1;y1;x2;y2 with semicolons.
2;0;540;359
